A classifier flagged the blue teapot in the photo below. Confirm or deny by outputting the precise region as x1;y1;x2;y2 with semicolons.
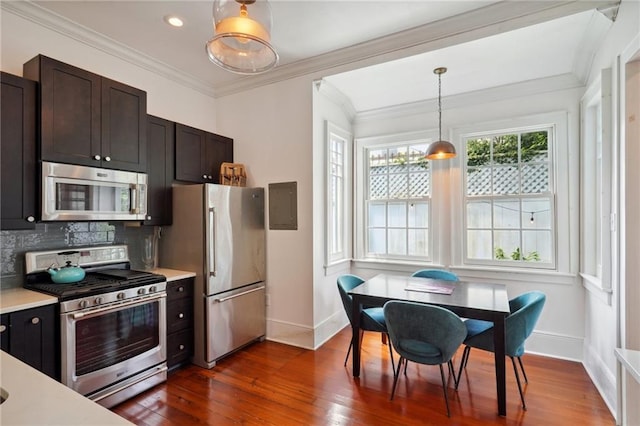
47;261;86;284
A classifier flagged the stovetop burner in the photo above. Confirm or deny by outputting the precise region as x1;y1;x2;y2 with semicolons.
25;270;166;301
24;245;166;302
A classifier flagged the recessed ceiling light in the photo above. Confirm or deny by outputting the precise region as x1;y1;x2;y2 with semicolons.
164;15;184;27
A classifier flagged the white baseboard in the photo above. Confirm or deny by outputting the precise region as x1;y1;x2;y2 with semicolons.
525;330;584;361
265;318;315;350
583;343;617;418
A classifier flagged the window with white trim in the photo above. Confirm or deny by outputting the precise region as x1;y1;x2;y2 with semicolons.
326;122;351;265
364;142;431;260
463;127;555;267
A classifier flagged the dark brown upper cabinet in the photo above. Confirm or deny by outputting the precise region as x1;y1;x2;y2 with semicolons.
144;115;174;226
175;123;233;184
23;55;147;172
1;71;37;230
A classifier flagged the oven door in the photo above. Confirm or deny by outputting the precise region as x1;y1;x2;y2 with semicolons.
61;293;167;399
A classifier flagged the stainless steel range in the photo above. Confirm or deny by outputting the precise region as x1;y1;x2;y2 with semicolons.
24;245;167;408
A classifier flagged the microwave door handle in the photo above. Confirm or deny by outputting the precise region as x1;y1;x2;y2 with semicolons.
130;184;140;214
208;207;216;277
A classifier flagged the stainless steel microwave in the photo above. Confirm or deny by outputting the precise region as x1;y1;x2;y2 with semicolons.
41;161;148;221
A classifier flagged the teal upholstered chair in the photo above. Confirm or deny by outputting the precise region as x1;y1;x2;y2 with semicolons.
411;269;459;282
383;301;466;417
337;274;394;372
456;291;546;410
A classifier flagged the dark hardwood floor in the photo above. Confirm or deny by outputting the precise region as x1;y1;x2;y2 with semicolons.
112;328;614;425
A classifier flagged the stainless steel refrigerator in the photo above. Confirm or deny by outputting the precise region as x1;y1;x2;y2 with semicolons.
159;184;266;368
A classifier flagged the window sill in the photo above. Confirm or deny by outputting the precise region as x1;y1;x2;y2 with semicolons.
352;259;445;274
580;272;613;305
324;259;351;276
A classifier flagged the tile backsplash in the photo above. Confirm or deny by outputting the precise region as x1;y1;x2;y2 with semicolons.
0;222;156;289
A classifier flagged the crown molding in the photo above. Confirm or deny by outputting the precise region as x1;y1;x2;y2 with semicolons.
3;0;617;100
314;79;356;122
1;1;217;97
355;73;584;124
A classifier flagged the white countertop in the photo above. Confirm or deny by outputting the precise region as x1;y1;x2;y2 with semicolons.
150;268;196;282
0;288;57;315
0;351;133;425
616;348;640;384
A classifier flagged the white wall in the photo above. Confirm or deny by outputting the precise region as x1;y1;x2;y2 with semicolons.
0;10;217;131
581;0;640;417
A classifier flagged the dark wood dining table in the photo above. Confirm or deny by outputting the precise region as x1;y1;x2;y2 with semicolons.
348;273;511;416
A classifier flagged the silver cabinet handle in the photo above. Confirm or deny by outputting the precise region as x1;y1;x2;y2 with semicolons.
146;215;151;220
104;156;111;162
93;154;101;160
202;174;207;179
177;286;184;292
26;216;35;222
179;344;185;350
31;317;40;325
178;313;184;319
0;325;6;333
208;175;213;180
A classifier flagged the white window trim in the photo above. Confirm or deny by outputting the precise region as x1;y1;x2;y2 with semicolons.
450;111;573;274
579;68;613;301
325;121;352;269
354;129;440;264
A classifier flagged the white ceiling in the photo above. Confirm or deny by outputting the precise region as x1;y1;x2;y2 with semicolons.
10;1;618;111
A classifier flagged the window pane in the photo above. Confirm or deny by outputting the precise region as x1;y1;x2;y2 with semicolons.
368;203;386;227
368;229;386;254
522;230;552;262
408;202;429;227
467;201;491;228
467;230;492;259
493;134;518;165
409;173;430;197
388;203;406;227
493;230;520;260
408;229;429;256
466;167;491;196
467;138;491;167
369;174;387;199
388;173;408;198
492;165;519;194
522;199;551;229
388;229;406;255
494;200;520;228
369;149;387;169
521;163;549;193
521;131;548;161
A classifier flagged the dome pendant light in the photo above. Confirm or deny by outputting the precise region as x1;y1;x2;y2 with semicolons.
206;0;279;75
425;67;456;160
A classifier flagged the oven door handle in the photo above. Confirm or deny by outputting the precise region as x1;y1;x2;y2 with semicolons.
71;293;166;319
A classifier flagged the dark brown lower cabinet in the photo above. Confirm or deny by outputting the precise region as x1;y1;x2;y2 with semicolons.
166;278;194;371
0;304;59;380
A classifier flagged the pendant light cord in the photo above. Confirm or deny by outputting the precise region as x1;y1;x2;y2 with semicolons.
438;71;442;142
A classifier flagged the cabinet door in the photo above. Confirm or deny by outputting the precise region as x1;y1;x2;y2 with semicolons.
0;314;9;352
1;72;37;230
144;115;174;226
9;305;58;380
175;123;207;183
101;78;147;172
205;133;234;184
25;55;101;167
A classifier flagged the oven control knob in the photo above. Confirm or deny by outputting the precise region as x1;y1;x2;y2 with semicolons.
149;286;157;293
79;300;88;309
138;288;147;295
117;292;125;300
95;297;104;305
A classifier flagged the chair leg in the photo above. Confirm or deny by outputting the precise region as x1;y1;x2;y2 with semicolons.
511;356;527;410
390;357;404;400
386;334;395;373
455;346;471;390
448;360;459;389
439;364;451;417
517;356;529;384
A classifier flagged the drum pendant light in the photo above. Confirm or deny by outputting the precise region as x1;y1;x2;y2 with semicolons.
426;67;456;160
206;0;279;75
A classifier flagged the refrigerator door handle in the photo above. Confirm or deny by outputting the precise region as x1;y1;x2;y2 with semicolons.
208;207;216;277
213;285;265;303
